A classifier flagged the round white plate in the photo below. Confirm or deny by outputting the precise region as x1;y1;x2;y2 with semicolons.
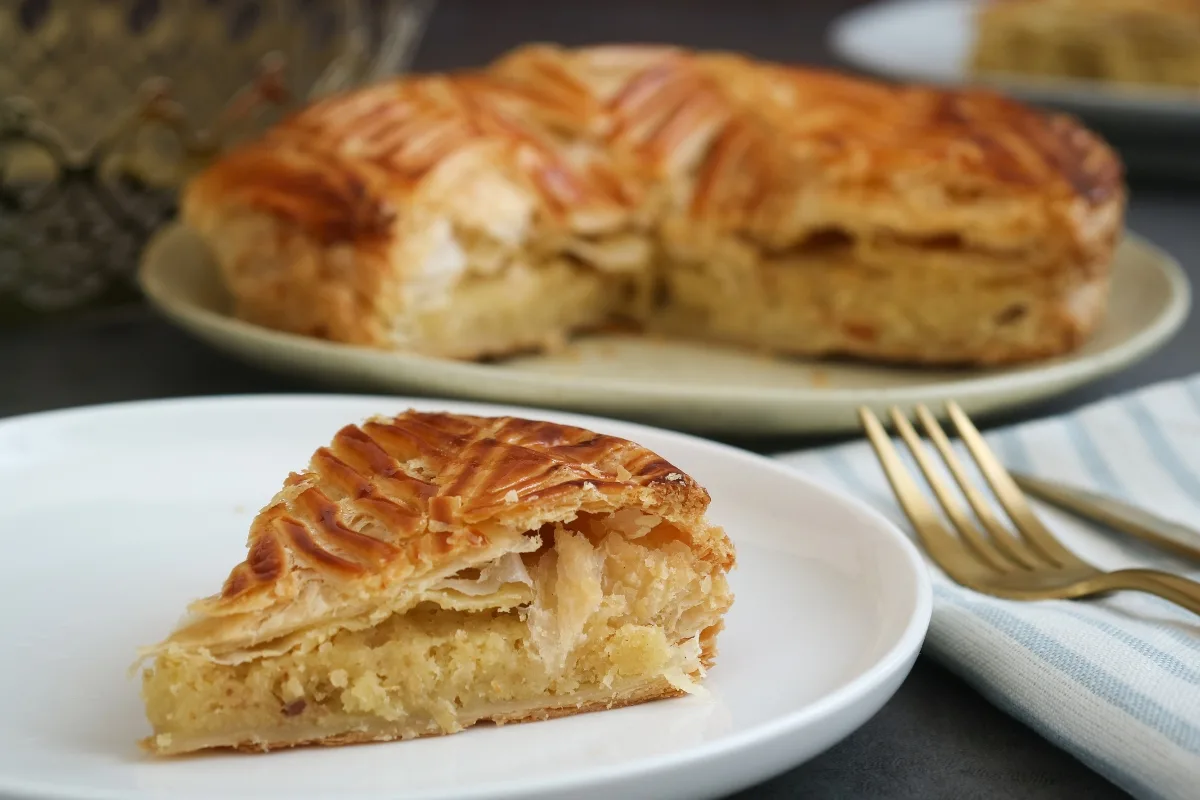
139;224;1190;436
829;0;1200;131
0;395;930;800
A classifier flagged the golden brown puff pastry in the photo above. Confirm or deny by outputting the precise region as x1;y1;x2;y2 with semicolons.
136;411;735;755
971;0;1200;89
183;43;1125;367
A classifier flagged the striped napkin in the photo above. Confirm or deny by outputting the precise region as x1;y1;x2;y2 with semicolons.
777;374;1200;800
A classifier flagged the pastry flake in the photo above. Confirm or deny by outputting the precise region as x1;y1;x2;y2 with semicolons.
136;411;735;755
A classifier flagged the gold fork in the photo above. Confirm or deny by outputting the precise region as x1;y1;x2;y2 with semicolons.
859;401;1200;617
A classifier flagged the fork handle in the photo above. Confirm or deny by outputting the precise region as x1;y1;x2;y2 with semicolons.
1101;569;1200;617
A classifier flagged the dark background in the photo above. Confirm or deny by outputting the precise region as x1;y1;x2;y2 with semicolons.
9;1;1193;797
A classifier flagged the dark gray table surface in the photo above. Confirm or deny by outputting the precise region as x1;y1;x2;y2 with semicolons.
5;2;1198;798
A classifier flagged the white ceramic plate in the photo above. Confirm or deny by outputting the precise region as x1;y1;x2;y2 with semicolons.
138;224;1190;435
0;395;929;800
829;0;1200;131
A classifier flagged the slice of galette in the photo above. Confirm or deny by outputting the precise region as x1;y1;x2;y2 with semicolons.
137;411;735;754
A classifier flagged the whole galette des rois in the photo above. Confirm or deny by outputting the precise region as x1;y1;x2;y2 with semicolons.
136;411;735;755
183;43;1125;368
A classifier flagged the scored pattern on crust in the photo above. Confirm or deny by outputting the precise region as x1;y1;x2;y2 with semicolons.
212;412;704;609
187;43;1123;249
187;42;1123;253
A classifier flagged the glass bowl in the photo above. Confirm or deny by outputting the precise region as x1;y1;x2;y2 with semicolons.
0;0;436;322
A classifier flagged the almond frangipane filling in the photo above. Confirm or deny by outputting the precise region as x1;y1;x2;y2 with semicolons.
141;513;728;755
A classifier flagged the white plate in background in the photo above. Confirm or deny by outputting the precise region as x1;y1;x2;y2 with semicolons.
829;0;1200;130
139;223;1189;435
0;395;930;800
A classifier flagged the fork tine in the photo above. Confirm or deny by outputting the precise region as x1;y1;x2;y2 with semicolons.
858;407;984;582
888;407;1014;573
946;401;1082;568
912;405;1040;570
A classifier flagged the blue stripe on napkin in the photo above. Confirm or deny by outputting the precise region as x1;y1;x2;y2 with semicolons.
1128;398;1200;501
777;374;1200;800
1064;416;1125;498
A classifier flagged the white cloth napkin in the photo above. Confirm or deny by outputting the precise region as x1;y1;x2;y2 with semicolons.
777;375;1200;800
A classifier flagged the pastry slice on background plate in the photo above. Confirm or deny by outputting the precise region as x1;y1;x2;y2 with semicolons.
136;411;735;755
